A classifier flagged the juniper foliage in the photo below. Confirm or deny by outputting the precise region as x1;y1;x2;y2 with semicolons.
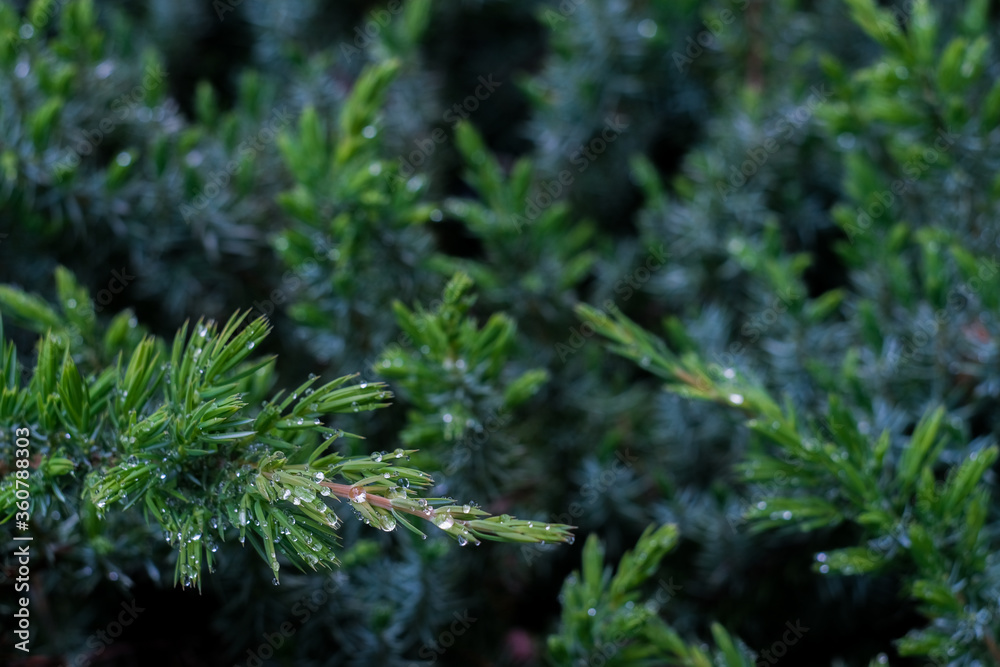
3;0;1000;665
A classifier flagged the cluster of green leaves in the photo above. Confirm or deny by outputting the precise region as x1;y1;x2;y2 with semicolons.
521;0;707;228
375;271;548;497
8;0;1000;663
818;0;1000;414
436;122;598;329
575;301;1000;664
549;523;761;667
609;9;1000;661
0;268;573;592
0;0;307;323
273;53;441;365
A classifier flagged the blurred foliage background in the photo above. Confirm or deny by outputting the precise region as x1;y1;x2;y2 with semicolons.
3;0;1000;665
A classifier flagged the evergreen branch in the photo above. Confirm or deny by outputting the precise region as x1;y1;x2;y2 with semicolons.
578;301;1000;664
549;524;756;667
375;272;549;498
0;270;574;592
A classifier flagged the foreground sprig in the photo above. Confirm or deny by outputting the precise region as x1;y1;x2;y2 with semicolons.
0;269;574;591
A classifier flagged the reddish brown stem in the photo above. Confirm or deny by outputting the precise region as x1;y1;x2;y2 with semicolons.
320;481;442;522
